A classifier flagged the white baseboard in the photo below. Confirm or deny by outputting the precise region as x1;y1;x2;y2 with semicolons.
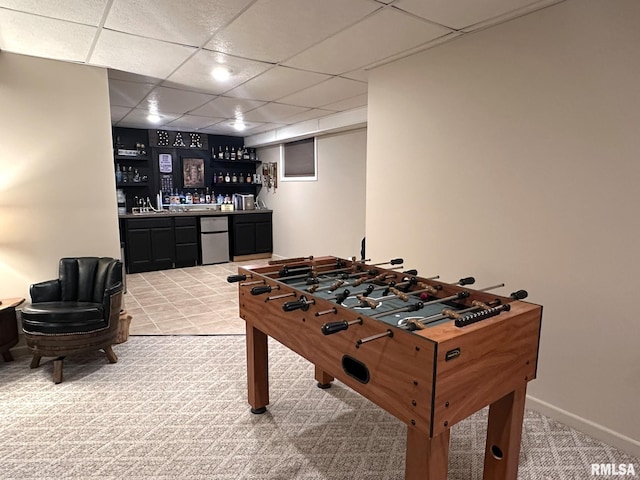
526;395;640;458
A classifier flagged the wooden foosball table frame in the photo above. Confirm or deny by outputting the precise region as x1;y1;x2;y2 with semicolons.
232;256;542;479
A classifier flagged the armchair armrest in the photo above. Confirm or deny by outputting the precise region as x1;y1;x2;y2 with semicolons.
102;282;124;317
30;279;61;303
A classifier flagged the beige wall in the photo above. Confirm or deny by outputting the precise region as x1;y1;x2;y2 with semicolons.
257;129;367;259
366;0;640;456
0;52;120;300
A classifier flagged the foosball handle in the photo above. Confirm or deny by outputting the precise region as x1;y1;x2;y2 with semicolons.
390;258;404;265
282;296;314;312
458;277;475;286
403;269;418;275
227;274;247;283
510;289;528;300
251;285;273;295
321;321;349;335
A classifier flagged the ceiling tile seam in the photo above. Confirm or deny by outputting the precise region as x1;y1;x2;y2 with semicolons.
387;5;460;32
85;0;116;65
459;0;567;33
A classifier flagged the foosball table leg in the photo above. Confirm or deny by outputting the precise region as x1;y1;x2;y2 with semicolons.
314;365;334;389
482;385;527;480
246;323;269;414
405;427;450;480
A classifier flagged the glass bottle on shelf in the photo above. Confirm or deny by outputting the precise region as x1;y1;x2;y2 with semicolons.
249;149;256;161
224;146;230;160
246;172;252;183
243;146;250;160
133;168;140;182
217;193;224;204
238;173;244;183
230;148;236;160
185;191;192;204
116;163;122;183
232;172;238;183
218;171;224;184
225;172;230;183
205;187;211;204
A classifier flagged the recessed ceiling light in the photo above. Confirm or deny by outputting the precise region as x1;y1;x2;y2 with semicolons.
147;114;161;123
212;66;232;81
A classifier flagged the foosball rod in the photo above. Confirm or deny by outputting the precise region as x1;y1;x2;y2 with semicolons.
332;275;440;303
268;256;313;265
287;258;406;285
400;289;527;328
370;277;478;303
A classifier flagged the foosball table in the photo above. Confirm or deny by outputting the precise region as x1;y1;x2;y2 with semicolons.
228;256;542;480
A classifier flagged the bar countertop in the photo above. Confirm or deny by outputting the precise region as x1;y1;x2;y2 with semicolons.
118;209;272;219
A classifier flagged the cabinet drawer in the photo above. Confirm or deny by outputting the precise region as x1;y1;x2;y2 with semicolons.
232;212;272;224
175;226;197;244
127;217;172;229
174;216;197;227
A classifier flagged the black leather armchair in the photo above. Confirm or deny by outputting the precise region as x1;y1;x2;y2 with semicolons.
21;257;124;383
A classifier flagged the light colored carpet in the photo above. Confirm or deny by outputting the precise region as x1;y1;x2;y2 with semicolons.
0;336;637;479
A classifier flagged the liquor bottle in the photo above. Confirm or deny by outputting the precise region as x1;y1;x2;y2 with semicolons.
224;194;231;204
230;148;236;160
179;191;186;204
243;146;250;160
185;191;192;204
133;168;140;182
193;191;200;204
127;166;133;182
225;172;230;183
237;146;243;160
217;193;224;204
205;187;211;204
232;172;237;183
246;172;252;183
218;171;224;184
224;146;230;160
239;172;244;183
213;172;217;184
249;149;256;161
115;163;122;183
218;146;224;159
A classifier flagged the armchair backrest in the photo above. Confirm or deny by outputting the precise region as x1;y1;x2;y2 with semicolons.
59;257;122;303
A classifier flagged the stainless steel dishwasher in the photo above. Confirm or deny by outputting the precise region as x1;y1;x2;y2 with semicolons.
200;216;229;264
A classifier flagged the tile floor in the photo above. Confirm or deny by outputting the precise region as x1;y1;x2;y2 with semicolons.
124;259;270;335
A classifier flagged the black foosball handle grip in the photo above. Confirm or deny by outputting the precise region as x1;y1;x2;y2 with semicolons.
282;297;313;312
227;274;247;283
458;277;475;286
390;258;404;265
251;285;272;295
321;321;349;335
403;269;418;275
510;289;528;300
455;304;511;327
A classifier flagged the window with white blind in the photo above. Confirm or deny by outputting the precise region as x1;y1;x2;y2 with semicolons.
280;137;317;181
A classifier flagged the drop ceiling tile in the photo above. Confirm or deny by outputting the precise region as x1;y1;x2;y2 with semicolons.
225;66;331;102
205;0;379;63
105;0;253;47
200;120;263;135
0;10;96;62
109;79;156;108
283;109;334;125
142;87;216;115
163;115;223;130
91;30;196;78
164;50;272;95
283;8;452;75
190;97;267;118
322;94;368;112
241;103;310;123
393;0;544;30
0;0;107;25
120;108;180;127
111;106;132;123
277;77;367;109
246;123;286;135
108;69;162;85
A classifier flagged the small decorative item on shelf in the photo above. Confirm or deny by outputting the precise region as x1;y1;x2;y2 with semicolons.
173;132;186;147
135;142;147;156
157;130;170;146
189;133;202;148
